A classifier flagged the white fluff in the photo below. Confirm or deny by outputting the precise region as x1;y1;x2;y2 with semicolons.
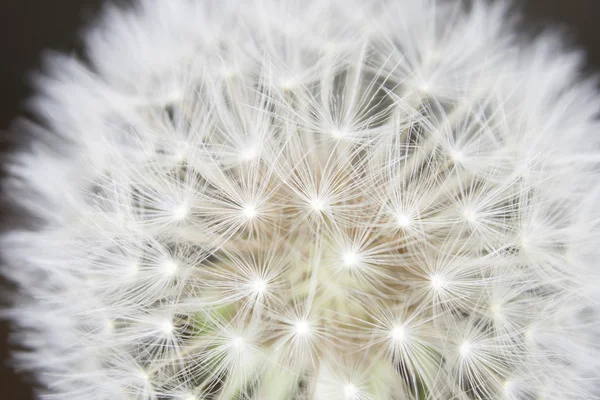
3;0;600;399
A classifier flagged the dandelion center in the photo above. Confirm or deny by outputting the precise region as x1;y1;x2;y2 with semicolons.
310;197;325;211
232;336;245;349
173;203;189;221
240;147;258;161
294;320;310;336
396;213;411;228
430;274;445;290
331;129;346;139
251;279;267;294
242;203;257;219
160;320;173;334
343;383;359;399
391;325;405;342
163;260;178;276
459;341;471;357
342;251;359;267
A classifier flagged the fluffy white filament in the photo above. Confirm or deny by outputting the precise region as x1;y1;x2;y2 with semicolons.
3;0;600;399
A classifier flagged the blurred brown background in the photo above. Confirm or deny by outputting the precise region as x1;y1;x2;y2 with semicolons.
0;0;599;398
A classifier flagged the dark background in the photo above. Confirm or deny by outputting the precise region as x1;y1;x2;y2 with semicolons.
0;0;599;398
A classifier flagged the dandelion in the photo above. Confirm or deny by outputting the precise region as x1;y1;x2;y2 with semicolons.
3;0;600;399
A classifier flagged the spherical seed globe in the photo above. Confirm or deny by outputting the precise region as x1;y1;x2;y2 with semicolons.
3;0;600;399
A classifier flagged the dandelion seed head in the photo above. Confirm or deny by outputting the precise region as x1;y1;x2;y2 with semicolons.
4;0;600;398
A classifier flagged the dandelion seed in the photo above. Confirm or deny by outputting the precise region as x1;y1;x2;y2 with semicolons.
451;149;465;164
396;213;411;228
160;319;173;334
524;326;536;343
163;260;178;276
490;303;501;317
343;383;359;399
242;203;257;220
281;76;299;90
129;262;139;276
459;341;471;358
137;370;150;382
342;251;359;267
239;147;258;161
172;203;189;221
331;129;346;139
390;325;405;342
463;208;477;223
310;197;325;212
232;336;245;349
430;274;445;291
503;380;515;396
104;320;114;334
520;235;530;250
419;81;432;93
251;279;267;294
294;320;310;336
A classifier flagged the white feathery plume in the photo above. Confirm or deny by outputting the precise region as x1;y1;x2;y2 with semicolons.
3;0;600;399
